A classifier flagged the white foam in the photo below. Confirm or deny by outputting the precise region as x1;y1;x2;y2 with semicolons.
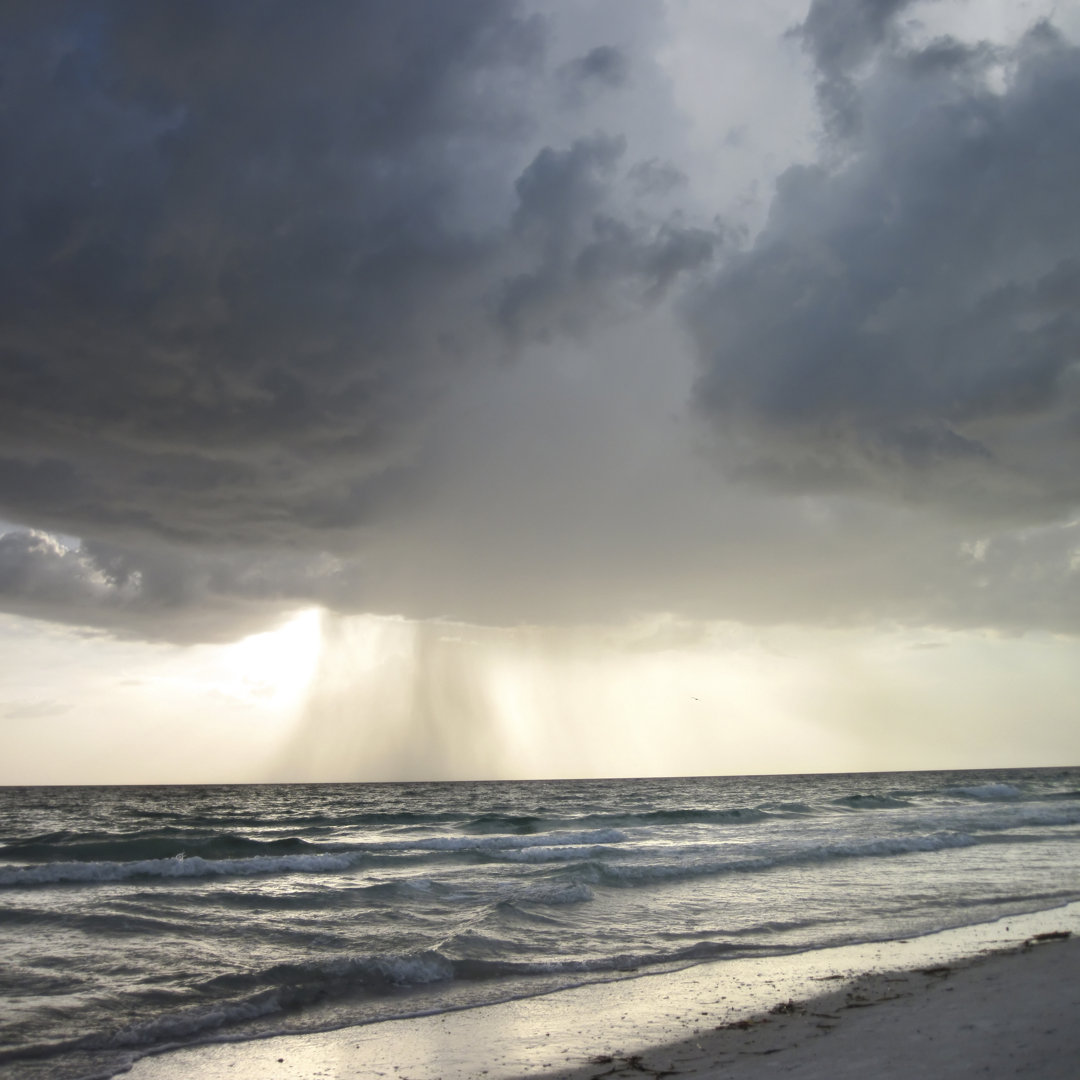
0;850;366;887
825;831;978;858
586;830;979;885
516;881;595;904
369;829;628;853
496;844;621;864
368;952;456;986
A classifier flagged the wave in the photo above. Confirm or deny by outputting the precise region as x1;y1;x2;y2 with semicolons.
2;826;627;863
568;830;982;887
182;939;763;1007
456;788;1078;831
0;936;767;1074
0;830;320;865
985;807;1080;830
11;786;1077;876
1040;789;1080;802
6;800;1079;890
365;827;627;853
0;850;371;887
197;950;458;999
832;794;912;810
462;814;547;834
0;992;290;1070
461;807;781;834
513;881;595;905
947;783;1023;800
0;829;628;888
491;844;627;865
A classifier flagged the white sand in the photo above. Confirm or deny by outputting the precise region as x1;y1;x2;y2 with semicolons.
126;903;1080;1080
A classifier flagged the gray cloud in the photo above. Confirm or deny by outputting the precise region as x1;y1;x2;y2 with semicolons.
691;21;1080;520
795;0;926;138
573;45;630;88
558;45;630;106
0;1;719;638
1;2;544;543
0;527;364;641
798;0;914;75
0;531;129;610
3;1;1078;649
497;135;718;340
628;159;689;198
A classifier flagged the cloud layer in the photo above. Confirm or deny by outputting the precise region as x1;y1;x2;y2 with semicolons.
0;3;710;537
693;15;1080;519
1;1;1078;642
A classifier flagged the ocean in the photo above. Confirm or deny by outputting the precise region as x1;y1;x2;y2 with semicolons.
1;767;1079;1080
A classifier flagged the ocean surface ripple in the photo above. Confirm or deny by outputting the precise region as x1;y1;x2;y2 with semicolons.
1;767;1078;1080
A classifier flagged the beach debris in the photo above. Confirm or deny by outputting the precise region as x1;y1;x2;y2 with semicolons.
919;965;952;976
718;1017;770;1030
842;988;909;1009
586;1052;680;1077
769;999;803;1015
1027;930;1071;944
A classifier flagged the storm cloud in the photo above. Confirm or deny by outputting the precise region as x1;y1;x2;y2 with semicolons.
0;0;723;635
692;15;1080;519
1;0;1079;646
0;3;710;539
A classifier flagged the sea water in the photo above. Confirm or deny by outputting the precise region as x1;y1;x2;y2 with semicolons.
1;768;1078;1079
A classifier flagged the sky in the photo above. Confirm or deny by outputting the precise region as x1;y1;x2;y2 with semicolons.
2;0;1080;784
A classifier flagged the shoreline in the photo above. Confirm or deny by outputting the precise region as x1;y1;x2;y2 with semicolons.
547;930;1080;1079
124;901;1080;1080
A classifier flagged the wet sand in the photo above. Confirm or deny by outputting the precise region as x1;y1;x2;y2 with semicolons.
127;905;1080;1080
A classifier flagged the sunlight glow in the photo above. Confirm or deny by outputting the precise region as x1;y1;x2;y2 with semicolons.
221;608;323;707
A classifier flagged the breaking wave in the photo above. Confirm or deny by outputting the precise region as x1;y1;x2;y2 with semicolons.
0;829;628;888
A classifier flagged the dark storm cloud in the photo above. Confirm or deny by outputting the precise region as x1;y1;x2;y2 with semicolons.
795;0;925;138
11;0;1075;649
571;45;630;89
0;1;718;636
497;134;717;340
691;21;1080;519
1;0;544;544
558;45;630;105
627;159;688;198
798;0;914;74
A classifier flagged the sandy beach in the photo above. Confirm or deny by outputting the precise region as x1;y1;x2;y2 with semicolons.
550;932;1080;1080
126;904;1080;1080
